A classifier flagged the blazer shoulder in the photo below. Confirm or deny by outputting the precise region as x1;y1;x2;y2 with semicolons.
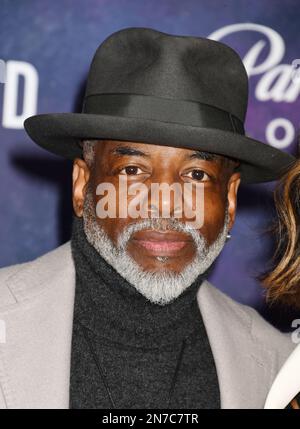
201;280;295;354
0;241;73;308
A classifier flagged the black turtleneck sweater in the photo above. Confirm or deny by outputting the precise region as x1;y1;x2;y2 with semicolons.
69;216;220;409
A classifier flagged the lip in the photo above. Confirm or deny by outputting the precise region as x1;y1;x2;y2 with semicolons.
131;230;193;256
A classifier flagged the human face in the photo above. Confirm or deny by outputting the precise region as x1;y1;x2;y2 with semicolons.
72;140;240;274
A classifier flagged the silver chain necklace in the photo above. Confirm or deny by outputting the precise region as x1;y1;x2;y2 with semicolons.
78;320;186;408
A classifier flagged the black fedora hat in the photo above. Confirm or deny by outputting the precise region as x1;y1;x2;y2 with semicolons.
24;27;295;184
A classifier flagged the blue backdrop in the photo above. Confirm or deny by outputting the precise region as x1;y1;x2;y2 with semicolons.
1;0;299;328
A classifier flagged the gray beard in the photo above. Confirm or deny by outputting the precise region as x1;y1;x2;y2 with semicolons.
82;188;230;305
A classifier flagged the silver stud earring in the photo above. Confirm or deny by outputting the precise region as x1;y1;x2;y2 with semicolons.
226;233;231;241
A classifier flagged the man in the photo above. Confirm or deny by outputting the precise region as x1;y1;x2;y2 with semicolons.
0;27;296;409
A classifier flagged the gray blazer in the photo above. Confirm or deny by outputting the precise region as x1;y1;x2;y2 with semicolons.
0;242;296;409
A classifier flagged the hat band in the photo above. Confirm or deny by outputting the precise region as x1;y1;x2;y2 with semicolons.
83;93;245;134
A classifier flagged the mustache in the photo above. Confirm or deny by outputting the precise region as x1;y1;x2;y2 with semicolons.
117;217;205;251
83;189;207;252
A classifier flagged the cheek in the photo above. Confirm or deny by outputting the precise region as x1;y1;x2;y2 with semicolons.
199;193;227;245
96;216;128;245
93;187;137;246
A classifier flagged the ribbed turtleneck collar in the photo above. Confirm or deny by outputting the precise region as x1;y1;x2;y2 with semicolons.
70;215;208;348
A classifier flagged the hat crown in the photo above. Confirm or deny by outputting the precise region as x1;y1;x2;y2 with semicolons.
84;27;249;123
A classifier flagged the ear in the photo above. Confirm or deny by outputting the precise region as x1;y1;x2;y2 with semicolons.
226;172;241;230
72;158;90;217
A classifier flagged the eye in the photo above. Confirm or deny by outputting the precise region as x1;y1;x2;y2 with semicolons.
119;166;143;175
184;169;210;181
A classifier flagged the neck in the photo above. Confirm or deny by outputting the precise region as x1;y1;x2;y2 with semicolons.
71;215;209;347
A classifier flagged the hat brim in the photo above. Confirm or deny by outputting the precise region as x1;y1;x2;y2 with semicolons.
23;113;296;184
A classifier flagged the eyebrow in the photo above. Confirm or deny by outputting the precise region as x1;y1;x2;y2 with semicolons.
187;151;220;161
110;146;220;162
110;145;150;157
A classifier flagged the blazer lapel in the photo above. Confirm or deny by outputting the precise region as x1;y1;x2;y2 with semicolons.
264;343;300;408
0;242;75;409
197;281;277;409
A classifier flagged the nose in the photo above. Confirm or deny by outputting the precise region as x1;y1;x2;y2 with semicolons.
147;182;183;219
143;166;184;219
